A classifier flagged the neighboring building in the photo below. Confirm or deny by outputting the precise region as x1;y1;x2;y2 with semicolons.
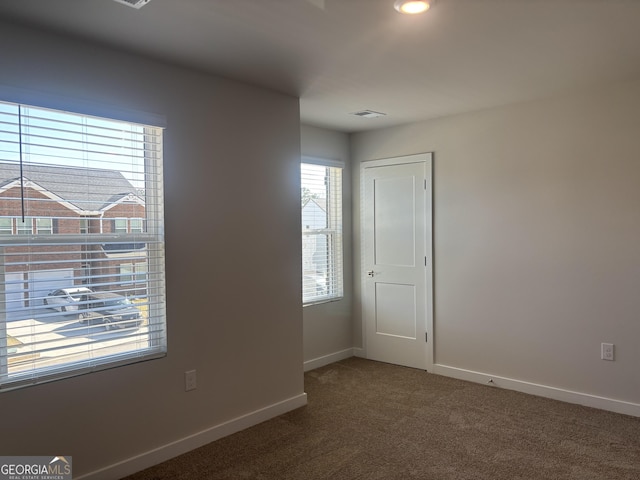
301;197;327;231
301;197;329;298
0;162;147;310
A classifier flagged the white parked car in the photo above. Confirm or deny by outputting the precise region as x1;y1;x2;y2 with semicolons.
44;287;93;313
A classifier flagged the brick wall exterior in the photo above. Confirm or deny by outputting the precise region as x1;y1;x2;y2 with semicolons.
1;186;147;295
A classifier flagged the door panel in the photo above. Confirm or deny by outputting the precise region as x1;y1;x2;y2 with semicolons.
363;154;432;370
375;283;416;339
374;175;416;267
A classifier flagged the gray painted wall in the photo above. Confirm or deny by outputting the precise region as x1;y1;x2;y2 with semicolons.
3;13;639;478
0;21;303;477
351;80;640;406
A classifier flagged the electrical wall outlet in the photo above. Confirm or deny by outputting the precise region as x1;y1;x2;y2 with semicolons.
601;343;614;361
185;370;197;391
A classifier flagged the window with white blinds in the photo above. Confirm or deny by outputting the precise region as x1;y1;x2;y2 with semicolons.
301;160;343;305
0;99;166;391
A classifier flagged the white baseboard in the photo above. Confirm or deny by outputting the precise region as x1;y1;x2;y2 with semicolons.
304;348;355;371
433;364;640;418
76;392;308;480
353;347;365;358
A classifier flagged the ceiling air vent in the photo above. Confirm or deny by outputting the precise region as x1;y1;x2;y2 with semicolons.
112;0;152;9
351;110;387;119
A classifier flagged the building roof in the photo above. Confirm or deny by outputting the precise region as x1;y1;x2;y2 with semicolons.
302;197;326;212
0;162;142;212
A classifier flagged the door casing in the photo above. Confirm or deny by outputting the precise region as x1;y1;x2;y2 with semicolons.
360;153;433;370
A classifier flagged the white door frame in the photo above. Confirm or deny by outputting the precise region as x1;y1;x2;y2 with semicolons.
360;153;434;370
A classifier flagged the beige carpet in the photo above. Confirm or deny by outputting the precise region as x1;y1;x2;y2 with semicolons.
123;357;640;479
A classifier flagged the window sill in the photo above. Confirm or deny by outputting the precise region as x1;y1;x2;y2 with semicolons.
303;296;344;308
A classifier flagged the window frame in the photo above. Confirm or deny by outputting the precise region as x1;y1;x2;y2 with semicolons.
0;95;167;392
301;157;344;306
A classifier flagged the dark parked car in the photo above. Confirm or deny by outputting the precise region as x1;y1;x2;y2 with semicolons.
79;292;142;330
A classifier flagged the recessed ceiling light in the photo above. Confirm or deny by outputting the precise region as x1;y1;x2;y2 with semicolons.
394;0;434;15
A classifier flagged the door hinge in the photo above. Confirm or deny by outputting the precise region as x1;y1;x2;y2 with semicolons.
424;179;427;190
425;256;427;266
425;332;428;343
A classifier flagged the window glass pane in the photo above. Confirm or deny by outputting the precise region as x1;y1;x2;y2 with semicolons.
120;263;134;284
114;218;128;233
36;217;53;234
130;218;144;233
0;99;166;391
16;217;32;234
135;262;148;283
301;162;343;305
0;218;12;234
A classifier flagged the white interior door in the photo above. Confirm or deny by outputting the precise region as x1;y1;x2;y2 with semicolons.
362;153;432;370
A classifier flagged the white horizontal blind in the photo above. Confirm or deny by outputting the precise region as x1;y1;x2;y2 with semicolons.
0;100;166;391
301;162;343;305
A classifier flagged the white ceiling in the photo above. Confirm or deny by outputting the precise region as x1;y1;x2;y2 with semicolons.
1;0;640;132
